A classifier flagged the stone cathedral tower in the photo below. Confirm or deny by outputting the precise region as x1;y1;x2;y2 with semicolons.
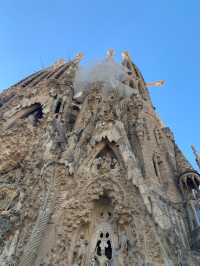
0;50;200;266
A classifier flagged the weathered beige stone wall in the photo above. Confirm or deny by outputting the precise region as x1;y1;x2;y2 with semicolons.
0;56;199;265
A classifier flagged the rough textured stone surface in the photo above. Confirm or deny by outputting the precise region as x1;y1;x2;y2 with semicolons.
0;52;200;265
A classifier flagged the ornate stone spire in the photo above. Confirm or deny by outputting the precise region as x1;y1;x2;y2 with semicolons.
74;52;84;63
106;48;115;59
191;145;200;169
52;58;65;70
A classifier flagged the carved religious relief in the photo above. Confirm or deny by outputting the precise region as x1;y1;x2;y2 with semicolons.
91;145;120;174
71;194;132;266
91;225;114;265
1;51;198;265
97;101;116;123
153;152;162;180
86;196;115;266
66;190;135;266
152;152;167;185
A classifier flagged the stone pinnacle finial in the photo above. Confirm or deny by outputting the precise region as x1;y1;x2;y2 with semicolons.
74;52;84;63
121;51;135;71
121;51;132;62
121;51;138;82
106;48;115;58
191;145;200;169
53;58;65;69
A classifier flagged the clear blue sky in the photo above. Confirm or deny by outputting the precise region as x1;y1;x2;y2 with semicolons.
0;0;199;168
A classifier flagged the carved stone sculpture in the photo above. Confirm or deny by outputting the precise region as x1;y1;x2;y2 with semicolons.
0;51;199;265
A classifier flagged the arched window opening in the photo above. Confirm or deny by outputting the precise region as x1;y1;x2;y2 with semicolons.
95;231;112;262
96;240;102;256
93;194;113;223
34;104;43;120
105;240;112;260
91;194;115;264
179;171;200;199
72;103;80;112
20;103;44;126
54;99;62;113
153;157;159;177
95;194;112;207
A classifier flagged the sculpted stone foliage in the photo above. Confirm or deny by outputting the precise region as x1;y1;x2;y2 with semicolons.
0;51;199;265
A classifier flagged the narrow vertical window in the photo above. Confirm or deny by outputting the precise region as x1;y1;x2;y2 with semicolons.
153;153;161;178
54;99;62;113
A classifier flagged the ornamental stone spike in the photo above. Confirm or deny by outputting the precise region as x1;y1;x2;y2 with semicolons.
191;144;200;169
106;48;115;59
73;52;84;64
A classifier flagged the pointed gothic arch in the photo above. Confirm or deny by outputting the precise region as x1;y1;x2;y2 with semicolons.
179;170;200;198
94;140;126;172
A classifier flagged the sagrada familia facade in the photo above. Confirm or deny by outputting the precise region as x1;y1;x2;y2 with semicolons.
0;50;200;266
